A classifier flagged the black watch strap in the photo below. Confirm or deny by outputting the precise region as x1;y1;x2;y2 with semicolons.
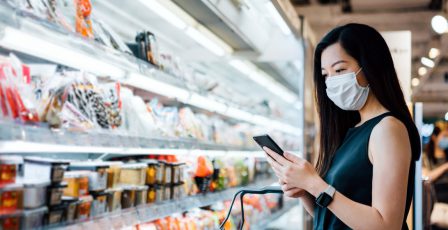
316;185;336;208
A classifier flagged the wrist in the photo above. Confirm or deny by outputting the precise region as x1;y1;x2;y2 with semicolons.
307;176;328;197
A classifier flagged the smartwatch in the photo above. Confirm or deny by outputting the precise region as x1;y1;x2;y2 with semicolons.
315;185;336;208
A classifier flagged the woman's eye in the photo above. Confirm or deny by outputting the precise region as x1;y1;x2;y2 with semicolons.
335;69;346;73
322;73;328;78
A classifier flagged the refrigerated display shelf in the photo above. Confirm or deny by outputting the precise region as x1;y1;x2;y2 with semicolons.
0;121;265;156
0;2;301;136
55;178;277;230
252;200;297;229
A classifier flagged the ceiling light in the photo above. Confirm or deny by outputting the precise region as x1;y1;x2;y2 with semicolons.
429;48;440;59
137;0;187;30
186;27;226;56
0;27;126;79
229;60;298;103
265;1;292;35
431;15;448;34
421;57;435;68
418;67;427;76
411;78;420;87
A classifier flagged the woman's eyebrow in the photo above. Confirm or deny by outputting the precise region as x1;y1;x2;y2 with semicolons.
321;60;348;70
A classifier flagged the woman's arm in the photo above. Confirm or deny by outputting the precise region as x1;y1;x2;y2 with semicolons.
307;117;411;229
264;116;412;230
424;162;448;182
299;192;316;217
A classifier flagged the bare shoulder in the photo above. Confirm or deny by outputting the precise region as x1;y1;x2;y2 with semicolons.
372;116;408;137
369;115;411;162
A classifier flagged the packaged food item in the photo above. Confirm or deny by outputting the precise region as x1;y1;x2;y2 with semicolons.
163;162;173;185
155;161;165;185
164;184;172;201
171;183;185;200
61;196;78;223
21;206;47;229
105;188;122;212
47;182;67;206
0;211;20;230
105;161;122;189
0;184;23;214
46;205;64;226
90;191;107;217
140;160;157;186
119;163;147;186
155;185;164;203
24;157;69;184
76;195;93;221
23;180;50;209
194;156;214;193
63;171;90;197
135;31;159;66
69;162;109;191
147;186;156;204
0;156;22;185
171;163;185;184
75;0;93;38
134;186;148;206
121;186;137;209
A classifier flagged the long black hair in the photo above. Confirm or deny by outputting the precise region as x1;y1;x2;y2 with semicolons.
314;23;421;176
426;126;441;165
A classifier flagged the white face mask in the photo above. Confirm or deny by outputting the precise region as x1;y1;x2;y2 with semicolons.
325;68;369;111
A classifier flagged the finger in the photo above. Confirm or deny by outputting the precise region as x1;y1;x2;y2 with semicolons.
278;179;285;185
263;147;290;166
265;152;283;170
284;152;301;163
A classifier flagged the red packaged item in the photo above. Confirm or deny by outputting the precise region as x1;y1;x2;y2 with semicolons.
0;184;23;215
75;0;93;38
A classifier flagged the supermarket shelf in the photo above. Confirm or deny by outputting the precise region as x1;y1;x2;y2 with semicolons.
0;121;267;156
252;200;297;229
58;178;277;229
0;2;301;137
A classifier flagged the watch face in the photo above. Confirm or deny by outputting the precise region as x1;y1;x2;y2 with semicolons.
316;193;333;208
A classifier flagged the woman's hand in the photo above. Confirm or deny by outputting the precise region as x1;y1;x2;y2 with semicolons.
279;180;307;198
264;147;328;196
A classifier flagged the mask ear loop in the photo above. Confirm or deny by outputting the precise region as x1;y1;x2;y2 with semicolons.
354;67;369;88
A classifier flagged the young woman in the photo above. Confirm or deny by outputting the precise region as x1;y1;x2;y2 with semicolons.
423;126;448;205
264;23;421;230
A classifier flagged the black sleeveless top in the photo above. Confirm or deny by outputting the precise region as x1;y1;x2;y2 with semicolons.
313;112;415;230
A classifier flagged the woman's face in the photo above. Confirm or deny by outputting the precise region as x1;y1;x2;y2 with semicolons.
321;43;368;87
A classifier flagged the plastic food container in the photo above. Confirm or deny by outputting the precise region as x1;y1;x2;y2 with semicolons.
47;205;65;226
21;206;47;229
0;156;23;185
119;163;147;186
105;188;122;212
23;180;50;209
121;186;136;209
155;185;164;203
164;184;172;201
24;157;69;184
76;195;93;221
0;183;23;214
63;171;90;197
90;191;108;217
155;161;165;185
105;161;122;189
140;160;158;185
134;186;148;206
171;163;185;184
163;162;172;185
69;162;109;191
61;196;78;223
47;183;68;206
0;211;21;230
147;186;156;204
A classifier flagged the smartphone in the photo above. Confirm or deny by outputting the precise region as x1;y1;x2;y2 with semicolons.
253;134;284;157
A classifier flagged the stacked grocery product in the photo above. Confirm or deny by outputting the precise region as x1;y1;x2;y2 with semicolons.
0;55;299;150
0;154;273;229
